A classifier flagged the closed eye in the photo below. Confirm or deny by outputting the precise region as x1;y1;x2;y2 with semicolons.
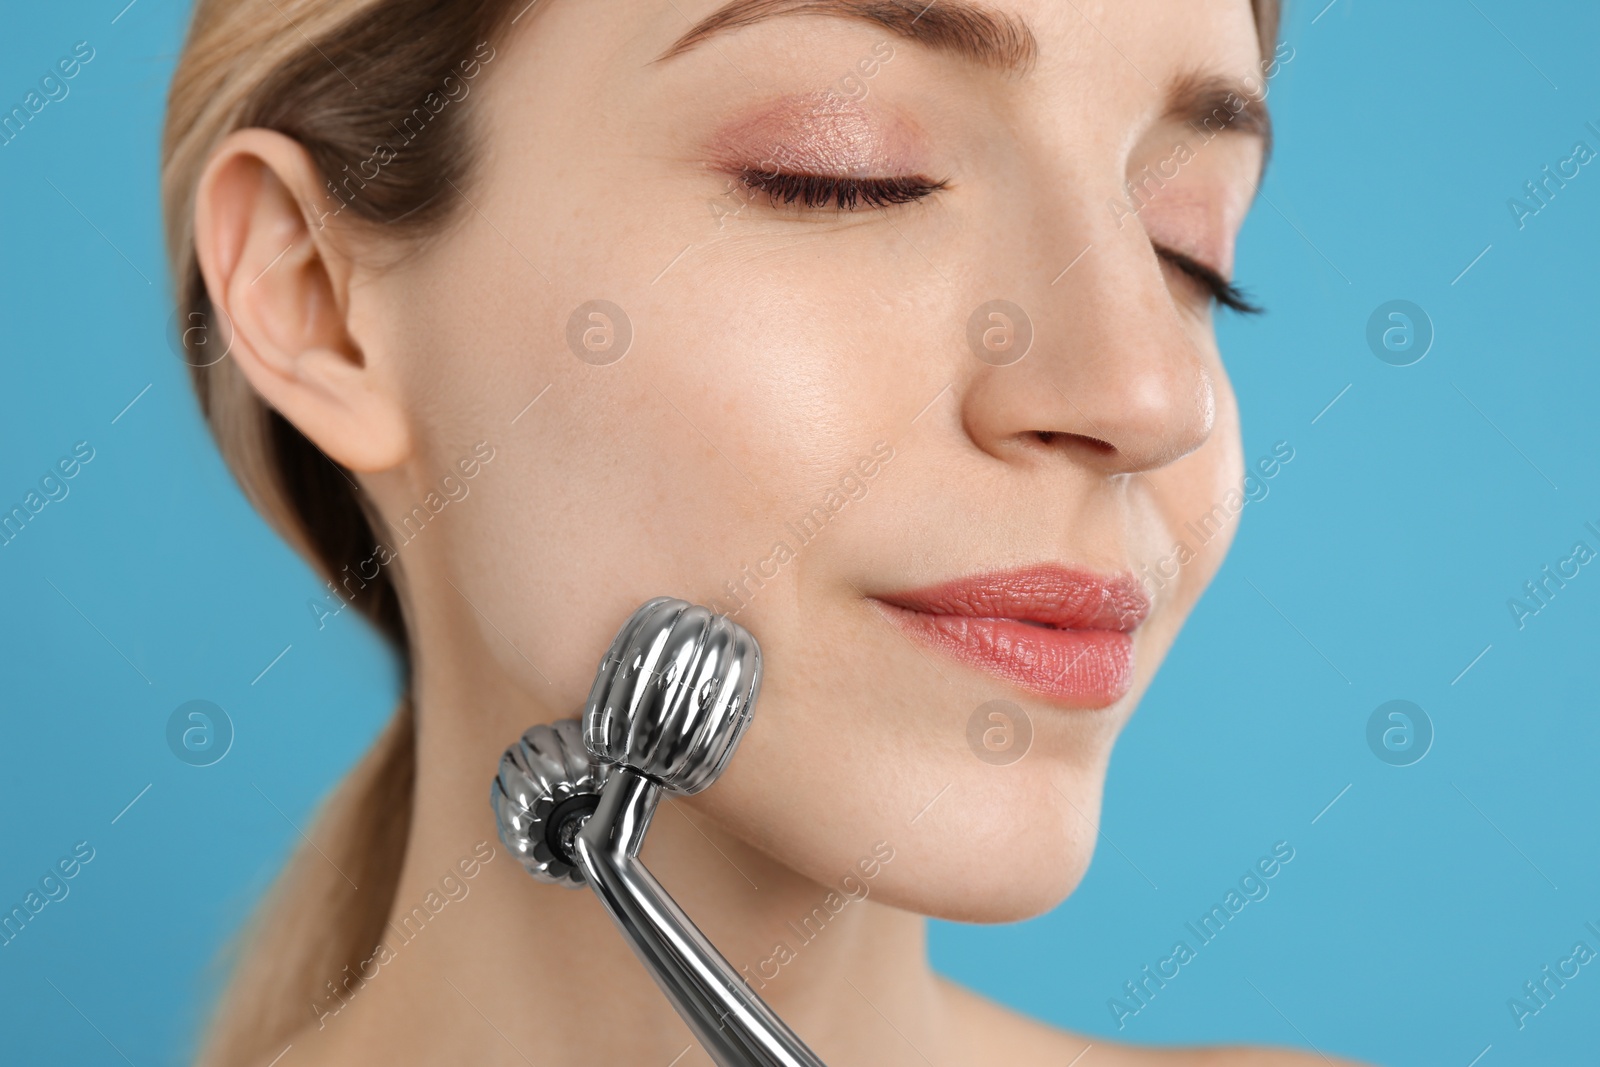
737;169;948;211
1153;243;1263;315
730;172;1261;315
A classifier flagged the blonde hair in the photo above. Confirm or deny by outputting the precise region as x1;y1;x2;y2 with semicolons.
161;1;1280;1062
162;1;518;1062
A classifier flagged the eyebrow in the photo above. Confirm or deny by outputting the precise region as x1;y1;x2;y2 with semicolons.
1166;70;1274;170
657;0;1273;163
655;0;1039;72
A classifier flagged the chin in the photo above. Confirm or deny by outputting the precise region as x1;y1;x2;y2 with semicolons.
872;756;1110;924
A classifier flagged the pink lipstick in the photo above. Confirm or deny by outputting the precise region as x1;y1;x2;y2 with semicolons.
870;565;1150;708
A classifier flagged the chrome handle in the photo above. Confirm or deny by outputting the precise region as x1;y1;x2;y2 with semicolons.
573;769;826;1067
491;597;827;1067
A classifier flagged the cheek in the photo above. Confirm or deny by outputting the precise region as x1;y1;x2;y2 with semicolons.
1115;352;1244;662
375;204;918;701
1162;366;1244;601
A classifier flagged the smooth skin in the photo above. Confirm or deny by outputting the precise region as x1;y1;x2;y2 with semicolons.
194;0;1366;1062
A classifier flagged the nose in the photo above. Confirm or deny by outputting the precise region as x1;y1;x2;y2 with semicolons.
959;234;1217;477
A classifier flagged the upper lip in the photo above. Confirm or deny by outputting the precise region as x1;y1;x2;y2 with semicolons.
871;563;1150;632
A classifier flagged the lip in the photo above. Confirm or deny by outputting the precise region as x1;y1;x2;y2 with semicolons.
869;564;1151;709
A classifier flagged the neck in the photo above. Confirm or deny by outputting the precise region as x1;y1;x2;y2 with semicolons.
293;593;954;1066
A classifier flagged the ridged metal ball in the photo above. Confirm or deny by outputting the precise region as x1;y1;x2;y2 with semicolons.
491;718;607;888
582;597;762;795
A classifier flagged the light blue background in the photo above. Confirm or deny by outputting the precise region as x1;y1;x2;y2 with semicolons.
2;1;1596;1064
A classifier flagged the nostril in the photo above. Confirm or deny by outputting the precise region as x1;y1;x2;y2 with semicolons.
1034;429;1115;454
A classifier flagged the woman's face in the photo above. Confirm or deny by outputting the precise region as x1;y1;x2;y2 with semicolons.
361;0;1268;921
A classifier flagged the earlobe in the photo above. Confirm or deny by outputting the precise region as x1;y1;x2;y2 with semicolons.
193;128;410;473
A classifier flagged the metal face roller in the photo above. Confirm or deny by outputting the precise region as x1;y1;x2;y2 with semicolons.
583;596;759;794
490;718;606;889
491;598;827;1067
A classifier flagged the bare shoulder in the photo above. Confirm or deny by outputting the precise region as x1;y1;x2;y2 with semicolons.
936;977;1375;1067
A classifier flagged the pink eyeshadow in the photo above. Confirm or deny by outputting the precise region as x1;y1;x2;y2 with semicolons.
707;92;924;176
1145;193;1238;279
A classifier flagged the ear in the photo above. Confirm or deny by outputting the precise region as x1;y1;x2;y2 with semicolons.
193;128;410;472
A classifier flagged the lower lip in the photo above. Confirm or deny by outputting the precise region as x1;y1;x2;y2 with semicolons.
873;603;1136;708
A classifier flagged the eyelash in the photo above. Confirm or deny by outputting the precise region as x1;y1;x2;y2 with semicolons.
735;170;1263;316
737;169;947;211
1153;244;1263;315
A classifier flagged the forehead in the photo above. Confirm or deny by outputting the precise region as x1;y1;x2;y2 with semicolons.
1016;0;1265;61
